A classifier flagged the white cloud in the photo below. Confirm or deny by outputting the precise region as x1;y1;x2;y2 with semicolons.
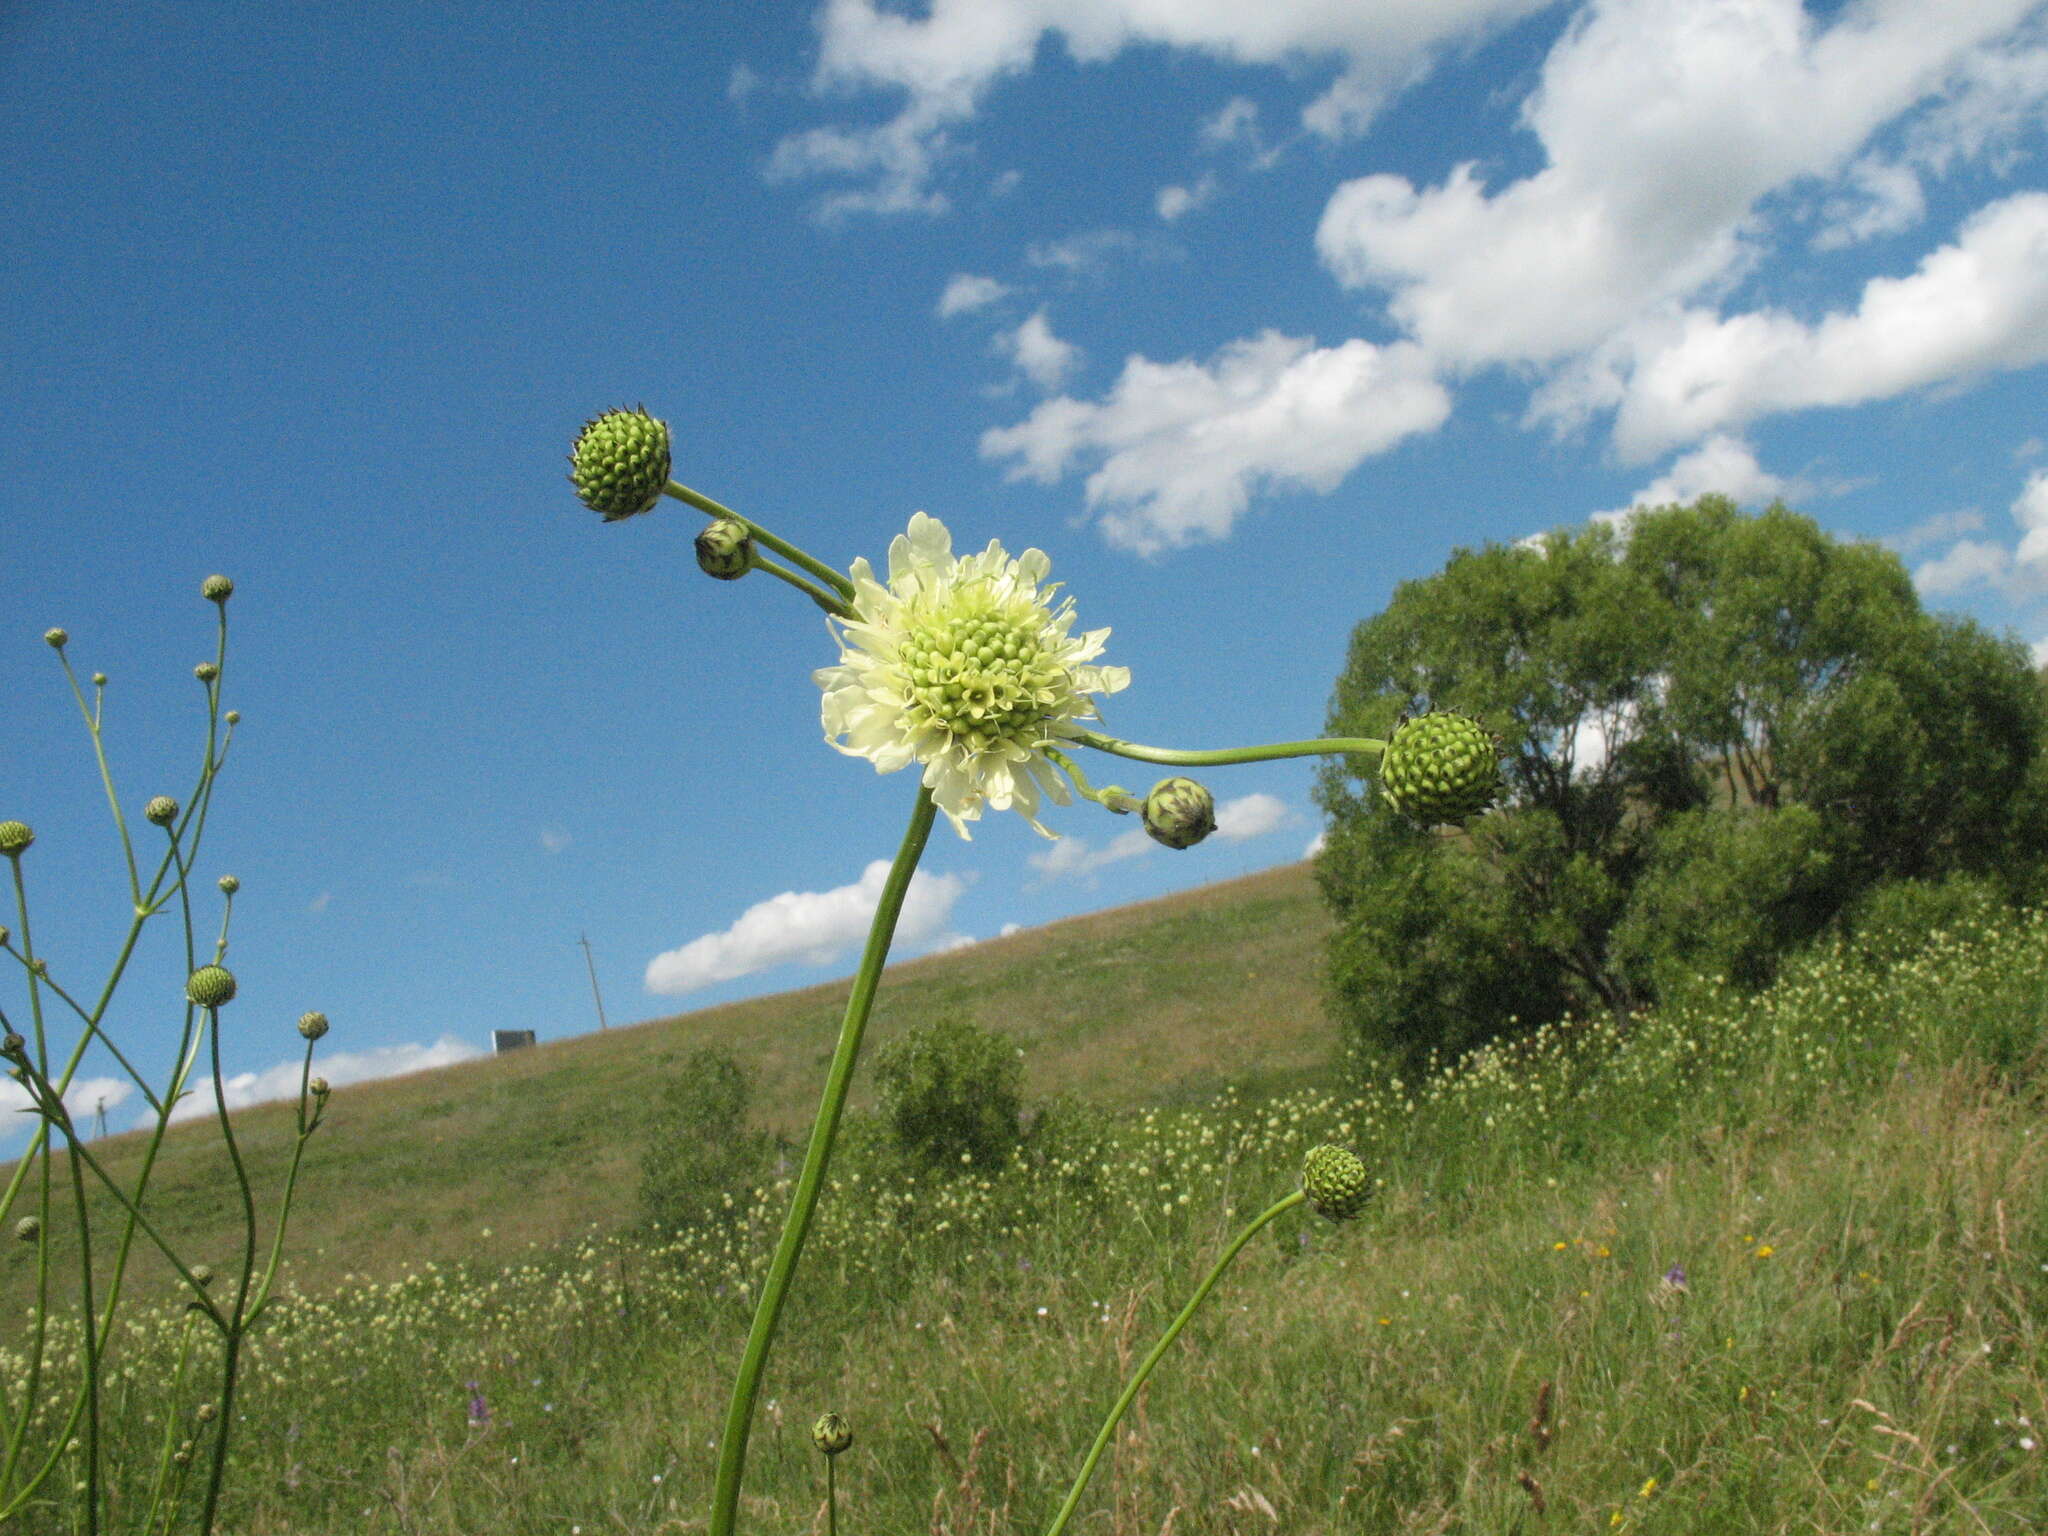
2034;636;2048;668
937;273;1010;318
308;890;332;913
1214;792;1289;842
1908;467;2048;600
982;330;1450;554
2011;465;2048;575
0;1075;134;1145
1025;227;1157;275
159;1035;485;1127
728;63;762;103
645;861;968;993
1200;95;1260;147
1316;0;2036;376
1603;193;2048;461
1156;174;1217;222
1303;828;1328;859
1914;538;2013;598
1811;155;1926;251
774;0;1550;215
539;826;571;854
998;921;1023;937
995;309;1082;390
1588;434;1799;530
1027;824;1153;882
1892;507;1988;555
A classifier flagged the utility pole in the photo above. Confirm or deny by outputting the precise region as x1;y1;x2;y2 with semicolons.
93;1096;107;1140
578;932;610;1031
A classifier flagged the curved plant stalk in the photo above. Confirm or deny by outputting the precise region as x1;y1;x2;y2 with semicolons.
707;785;939;1536
1070;727;1387;769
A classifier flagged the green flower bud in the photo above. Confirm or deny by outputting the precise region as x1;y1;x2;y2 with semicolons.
0;821;34;856
695;518;754;580
172;1449;191;1467
0;925;8;945
1302;1144;1372;1221
812;1412;853;1456
15;1216;39;1243
190;1264;214;1287
145;796;179;827
194;662;219;683
201;574;234;604
1377;710;1501;829
1142;777;1216;850
225;710;240;726
218;875;239;895
43;628;67;649
297;1010;329;1041
186;965;237;1008
1;1033;23;1058
569;406;671;521
309;1076;330;1097
92;672;107;687
195;1403;217;1423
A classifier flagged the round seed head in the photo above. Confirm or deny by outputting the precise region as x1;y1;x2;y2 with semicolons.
218;874;239;895
194;662;219;683
186;965;237;1008
569;406;671;521
297;1010;329;1041
812;1412;853;1456
195;1403;217;1423
309;1076;330;1097
43;627;67;649
15;1217;38;1242
1;1033;22;1058
1302;1144;1372;1221
191;1264;214;1287
1377;711;1502;829
695;518;754;580
92;672;107;687
145;796;179;827
1142;777;1216;850
201;574;234;604
225;710;240;726
0;821;35;856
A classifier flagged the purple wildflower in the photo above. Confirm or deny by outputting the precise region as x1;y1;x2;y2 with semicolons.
466;1382;491;1429
1662;1263;1688;1293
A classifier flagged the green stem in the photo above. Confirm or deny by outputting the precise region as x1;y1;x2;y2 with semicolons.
1041;747;1139;815
1043;1190;1307;1536
1070;729;1387;770
826;1455;838;1536
707;786;939;1536
753;556;855;618
664;480;857;600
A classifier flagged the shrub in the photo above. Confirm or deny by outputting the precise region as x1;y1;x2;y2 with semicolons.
637;1046;778;1240
872;1011;1024;1172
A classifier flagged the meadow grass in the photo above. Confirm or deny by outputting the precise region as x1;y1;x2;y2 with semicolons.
5;871;2047;1533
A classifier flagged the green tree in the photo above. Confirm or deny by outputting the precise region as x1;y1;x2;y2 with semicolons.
872;1011;1025;1172
1315;495;2047;1079
638;1046;779;1240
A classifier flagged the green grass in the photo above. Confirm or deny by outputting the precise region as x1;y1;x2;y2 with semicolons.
5;864;2048;1533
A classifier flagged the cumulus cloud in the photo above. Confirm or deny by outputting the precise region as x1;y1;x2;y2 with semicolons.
1601;193;2048;461
1303;828;1328;859
981;330;1450;554
1156;175;1217;222
646;861;968;993
1909;467;2048;600
1812;155;1927;251
1584;434;1801;533
1027;825;1152;882
995;309;1082;390
938;273;1010;317
772;0;1549;215
1201;95;1260;147
157;1036;484;1127
0;1076;134;1146
1214;792;1289;841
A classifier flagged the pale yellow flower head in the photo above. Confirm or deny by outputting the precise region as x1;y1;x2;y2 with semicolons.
815;512;1129;839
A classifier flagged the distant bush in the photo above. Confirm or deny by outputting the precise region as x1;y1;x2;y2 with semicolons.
1835;871;2010;976
637;1046;778;1240
873;1011;1025;1172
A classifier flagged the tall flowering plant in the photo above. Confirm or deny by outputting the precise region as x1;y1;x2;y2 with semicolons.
570;406;1506;1536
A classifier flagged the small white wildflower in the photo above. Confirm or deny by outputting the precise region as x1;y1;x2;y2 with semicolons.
816;512;1129;839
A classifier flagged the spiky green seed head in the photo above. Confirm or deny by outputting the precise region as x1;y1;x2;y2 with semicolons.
813;1412;853;1456
298;1010;329;1041
309;1075;330;1097
0;821;34;856
145;796;179;827
695;518;754;580
218;874;239;895
194;662;219;683
570;406;671;521
201;574;234;604
43;627;67;649
1302;1144;1372;1221
0;1032;22;1058
186;965;236;1008
14;1216;39;1242
1142;776;1216;850
1378;710;1501;829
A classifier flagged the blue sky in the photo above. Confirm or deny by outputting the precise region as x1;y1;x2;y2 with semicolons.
4;1;2046;1144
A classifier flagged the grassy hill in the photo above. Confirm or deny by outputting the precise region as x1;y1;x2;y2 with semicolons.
2;860;1339;1308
